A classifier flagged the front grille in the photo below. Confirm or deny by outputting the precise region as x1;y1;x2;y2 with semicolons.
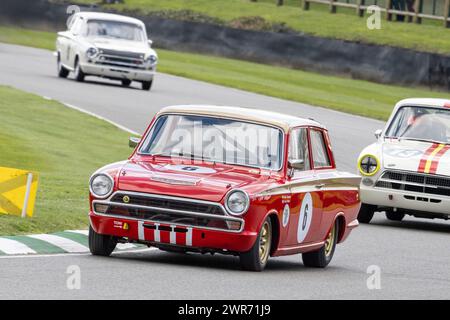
110;193;225;215
94;49;146;69
93;192;242;232
375;171;450;197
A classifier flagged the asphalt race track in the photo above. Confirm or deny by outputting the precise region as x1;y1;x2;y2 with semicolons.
0;43;449;299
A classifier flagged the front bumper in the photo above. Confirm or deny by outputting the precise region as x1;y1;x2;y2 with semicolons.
361;184;450;217
80;62;155;81
89;212;258;253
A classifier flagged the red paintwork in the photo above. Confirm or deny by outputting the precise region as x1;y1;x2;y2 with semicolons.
89;115;361;257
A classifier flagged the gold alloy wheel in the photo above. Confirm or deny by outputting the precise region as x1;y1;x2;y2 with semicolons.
324;224;336;257
259;221;271;264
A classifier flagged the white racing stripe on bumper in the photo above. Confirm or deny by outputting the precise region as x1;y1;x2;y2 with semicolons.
28;234;87;253
154;223;160;242
186;228;193;246
0;238;36;255
170;225;176;244
138;221;145;241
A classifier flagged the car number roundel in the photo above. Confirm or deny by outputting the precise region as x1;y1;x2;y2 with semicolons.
297;192;313;243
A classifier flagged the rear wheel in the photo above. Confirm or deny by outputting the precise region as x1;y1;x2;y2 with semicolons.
302;220;339;268
141;80;153;91
121;79;132;87
74;58;85;82
358;203;376;224
386;210;405;221
239;218;272;271
57;54;69;78
88;225;117;256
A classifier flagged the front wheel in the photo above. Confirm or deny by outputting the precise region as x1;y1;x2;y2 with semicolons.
302;220;338;268
239;218;272;271
121;79;132;87
74;58;85;82
141;80;153;91
386;210;405;221
358;203;376;224
88;225;117;256
57;55;69;78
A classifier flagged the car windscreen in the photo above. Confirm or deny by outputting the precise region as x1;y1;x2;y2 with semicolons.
85;20;144;41
139;115;284;170
385;106;450;144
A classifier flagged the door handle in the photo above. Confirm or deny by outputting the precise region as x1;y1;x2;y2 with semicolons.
315;183;326;189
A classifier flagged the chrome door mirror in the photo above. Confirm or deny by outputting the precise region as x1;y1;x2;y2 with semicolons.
129;137;141;148
374;129;382;139
148;39;153;47
289;159;305;170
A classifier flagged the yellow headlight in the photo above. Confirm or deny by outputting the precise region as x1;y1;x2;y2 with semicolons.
358;154;380;176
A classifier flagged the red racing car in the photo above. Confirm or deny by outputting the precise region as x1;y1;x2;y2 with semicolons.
88;105;361;271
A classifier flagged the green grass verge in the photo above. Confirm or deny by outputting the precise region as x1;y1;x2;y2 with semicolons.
2;25;450;121
68;0;450;54
0;86;131;235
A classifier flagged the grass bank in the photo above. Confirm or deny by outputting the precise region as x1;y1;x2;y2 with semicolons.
2;25;450;121
0;86;131;235
69;0;450;54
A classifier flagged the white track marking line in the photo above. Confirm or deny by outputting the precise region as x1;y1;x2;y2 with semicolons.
27;234;88;253
116;243;136;250
66;230;88;236
0;247;156;259
0;238;36;255
62;102;140;136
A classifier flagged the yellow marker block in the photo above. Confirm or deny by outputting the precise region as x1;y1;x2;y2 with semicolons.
0;167;39;218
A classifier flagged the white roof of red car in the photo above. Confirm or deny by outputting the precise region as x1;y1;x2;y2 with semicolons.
157;105;325;132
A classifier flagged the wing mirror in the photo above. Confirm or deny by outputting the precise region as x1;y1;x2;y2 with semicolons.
129;137;141;148
148;39;153;48
374;129;382;139
287;159;305;177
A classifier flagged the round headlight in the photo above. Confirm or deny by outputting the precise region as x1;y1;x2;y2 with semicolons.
225;190;249;216
86;47;98;59
90;173;114;198
146;55;157;65
358;154;380;176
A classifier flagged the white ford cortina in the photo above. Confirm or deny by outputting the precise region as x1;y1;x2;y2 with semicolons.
56;12;157;90
357;98;450;223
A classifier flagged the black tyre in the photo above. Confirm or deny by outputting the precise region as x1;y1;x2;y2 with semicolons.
121;79;132;87
385;210;405;221
239;218;272;271
302;220;339;268
74;57;85;82
57;54;69;78
88;225;117;256
358;203;376;224
141;80;153;91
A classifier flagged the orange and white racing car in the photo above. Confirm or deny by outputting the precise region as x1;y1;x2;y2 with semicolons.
357;98;450;223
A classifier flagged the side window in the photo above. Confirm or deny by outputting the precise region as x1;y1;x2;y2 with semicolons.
288;128;311;171
310;129;331;168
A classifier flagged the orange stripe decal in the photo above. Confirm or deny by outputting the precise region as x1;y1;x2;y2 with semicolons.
424;144;445;173
418;143;439;173
429;145;450;174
